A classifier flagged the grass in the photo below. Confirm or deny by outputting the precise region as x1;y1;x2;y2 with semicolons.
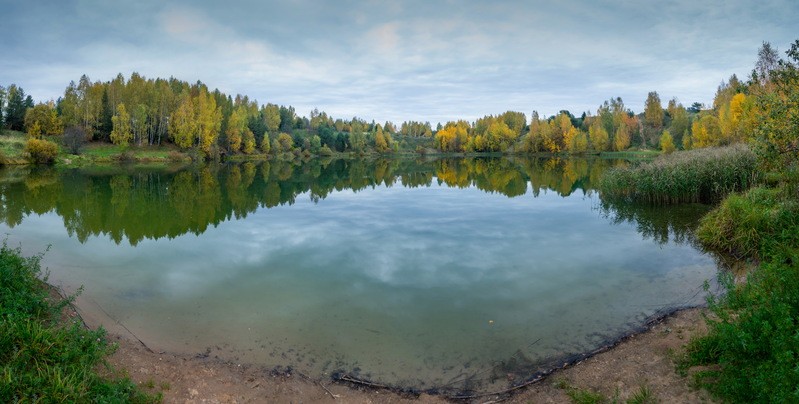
0;242;158;402
555;379;657;403
697;185;799;259
599;144;759;205
679;180;799;402
0;130;27;160
0;129;192;166
79;143;187;161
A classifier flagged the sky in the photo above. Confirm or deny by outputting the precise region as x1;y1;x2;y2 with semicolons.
1;0;797;125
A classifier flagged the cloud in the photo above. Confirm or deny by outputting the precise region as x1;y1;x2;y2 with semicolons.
0;0;797;124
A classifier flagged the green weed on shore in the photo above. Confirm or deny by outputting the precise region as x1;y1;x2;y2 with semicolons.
0;243;157;403
679;180;799;402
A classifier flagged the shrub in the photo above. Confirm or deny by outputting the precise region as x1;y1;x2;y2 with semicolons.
682;258;799;402
682;180;799;402
115;150;135;163
168;150;187;162
599;144;759;204
62;126;86;155
24;138;59;164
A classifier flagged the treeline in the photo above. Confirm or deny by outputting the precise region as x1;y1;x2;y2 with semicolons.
0;42;786;160
0;157;618;244
1;74;430;158
434;42;786;155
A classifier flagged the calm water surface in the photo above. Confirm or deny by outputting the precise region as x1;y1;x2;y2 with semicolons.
0;157;718;392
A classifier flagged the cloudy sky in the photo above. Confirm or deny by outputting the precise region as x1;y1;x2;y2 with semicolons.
2;0;796;124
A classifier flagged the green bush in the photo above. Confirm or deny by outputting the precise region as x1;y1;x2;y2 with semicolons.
24;138;59;164
319;144;334;156
697;186;799;259
682;259;799;403
682;181;799;402
599;144;759;204
0;243;157;402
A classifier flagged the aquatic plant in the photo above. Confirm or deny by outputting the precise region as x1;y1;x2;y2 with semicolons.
599;144;759;205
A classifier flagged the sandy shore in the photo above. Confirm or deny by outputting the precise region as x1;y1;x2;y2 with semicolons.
83;307;716;403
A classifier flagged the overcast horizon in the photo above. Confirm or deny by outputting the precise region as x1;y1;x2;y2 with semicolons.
2;0;796;124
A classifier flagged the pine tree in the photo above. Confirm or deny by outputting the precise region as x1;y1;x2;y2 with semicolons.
5;85;28;131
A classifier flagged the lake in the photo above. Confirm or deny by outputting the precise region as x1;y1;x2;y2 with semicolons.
0;157;718;393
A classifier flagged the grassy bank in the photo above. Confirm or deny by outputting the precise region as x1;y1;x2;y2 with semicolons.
0;131;29;164
599;144;759;204
0;243;157;402
2;129;667;167
597;141;799;400
676;180;799;402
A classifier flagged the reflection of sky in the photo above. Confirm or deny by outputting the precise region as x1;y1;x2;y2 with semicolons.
1;180;717;389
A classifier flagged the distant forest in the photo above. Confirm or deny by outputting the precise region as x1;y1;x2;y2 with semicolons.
0;41;789;159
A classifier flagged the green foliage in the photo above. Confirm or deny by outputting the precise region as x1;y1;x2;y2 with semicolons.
374;127;389;153
241;129;255;154
169;94;195;149
226;107;247;152
643;91;664;147
310;135;321;153
589;119;610;152
666;99;689;148
570;130;589;153
753;39;799;171
349;131;366;153
659;130;675;154
260;134;271;154
600;144;758;204
681;259;799;402
0;243;157;402
626;385;655;404
24;103;62;138
0;131;29;159
276;133;294;154
110;103;132;146
682;170;799;402
697;185;799;259
24;138;59;164
4;84;33;132
555;378;655;404
262;104;281;134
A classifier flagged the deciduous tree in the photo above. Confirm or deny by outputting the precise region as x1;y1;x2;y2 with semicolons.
754;39;799;169
643;91;664;147
589;119;610;151
659;130;675;153
24;103;62;137
169;94;195;149
110;103;132;146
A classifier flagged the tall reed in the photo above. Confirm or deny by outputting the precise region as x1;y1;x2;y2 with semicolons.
599;144;759;205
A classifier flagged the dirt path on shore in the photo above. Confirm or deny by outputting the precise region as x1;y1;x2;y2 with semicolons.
96;308;715;403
